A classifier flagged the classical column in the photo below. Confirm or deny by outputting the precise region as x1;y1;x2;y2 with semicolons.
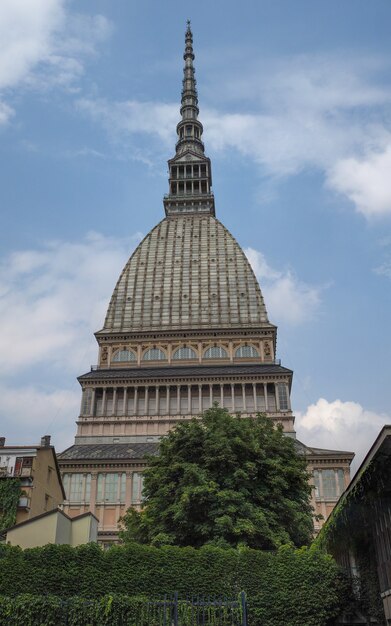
177;386;181;414
89;472;98;515
91;388;96;416
198;384;202;412
220;384;224;407
123;387;128;416
188;385;191;414
166;385;170;414
242;384;247;412
263;383;268;411
112;388;117;416
156;386;160;415
145;387;149;416
134;387;138;415
102;388;107;415
124;471;132;509
275;383;279;411
231;384;235;412
209;384;213;406
253;383;257;412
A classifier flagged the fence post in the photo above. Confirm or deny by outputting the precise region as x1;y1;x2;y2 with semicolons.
240;591;247;626
173;591;179;626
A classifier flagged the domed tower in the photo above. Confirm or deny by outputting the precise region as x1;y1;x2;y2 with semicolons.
59;23;353;545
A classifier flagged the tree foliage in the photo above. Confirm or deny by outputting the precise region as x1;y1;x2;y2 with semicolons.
120;406;314;549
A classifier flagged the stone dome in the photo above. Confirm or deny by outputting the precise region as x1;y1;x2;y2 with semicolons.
103;215;269;333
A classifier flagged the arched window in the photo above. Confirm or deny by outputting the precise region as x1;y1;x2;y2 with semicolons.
112;349;136;363
172;347;197;360
204;346;228;359
235;345;259;358
143;348;166;361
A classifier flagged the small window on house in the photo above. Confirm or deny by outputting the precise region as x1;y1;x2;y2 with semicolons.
204;346;228;359
143;348;166;361
112;349;136;363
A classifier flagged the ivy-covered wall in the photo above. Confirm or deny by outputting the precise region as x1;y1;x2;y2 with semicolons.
0;542;347;626
0;479;21;532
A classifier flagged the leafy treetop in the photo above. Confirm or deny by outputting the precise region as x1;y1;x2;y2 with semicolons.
120;406;313;549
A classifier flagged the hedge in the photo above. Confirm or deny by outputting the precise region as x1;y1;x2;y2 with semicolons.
0;543;348;626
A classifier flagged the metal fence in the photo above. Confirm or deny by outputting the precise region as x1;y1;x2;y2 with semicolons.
60;593;248;626
143;592;248;625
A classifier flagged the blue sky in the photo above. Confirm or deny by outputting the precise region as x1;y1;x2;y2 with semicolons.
1;0;391;469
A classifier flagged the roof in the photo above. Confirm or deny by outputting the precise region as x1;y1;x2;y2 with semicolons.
294;439;354;459
2;507;99;535
102;215;270;333
79;363;293;382
58;442;159;461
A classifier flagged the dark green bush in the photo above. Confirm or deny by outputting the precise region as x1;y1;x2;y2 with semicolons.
0;542;347;625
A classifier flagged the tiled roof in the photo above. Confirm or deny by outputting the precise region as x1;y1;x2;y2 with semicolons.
103;215;270;333
58;442;159;461
79;363;292;382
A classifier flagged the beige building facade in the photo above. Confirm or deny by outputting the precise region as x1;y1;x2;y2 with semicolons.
0;435;65;525
58;23;353;545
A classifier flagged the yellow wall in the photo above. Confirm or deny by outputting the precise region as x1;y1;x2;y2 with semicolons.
6;510;97;549
7;512;58;549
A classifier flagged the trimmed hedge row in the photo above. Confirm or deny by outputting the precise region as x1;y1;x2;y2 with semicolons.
0;543;347;626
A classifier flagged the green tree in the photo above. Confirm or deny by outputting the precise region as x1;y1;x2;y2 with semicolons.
120;406;314;549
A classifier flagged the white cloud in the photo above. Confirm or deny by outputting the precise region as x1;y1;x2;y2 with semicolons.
0;384;79;451
77;52;391;217
77;98;178;146
0;232;141;375
296;397;391;470
245;247;321;325
0;0;112;122
327;144;391;217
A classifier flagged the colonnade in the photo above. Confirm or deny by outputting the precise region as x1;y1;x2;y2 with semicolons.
81;382;290;417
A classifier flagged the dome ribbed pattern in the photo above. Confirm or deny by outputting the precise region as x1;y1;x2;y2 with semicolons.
103;215;269;332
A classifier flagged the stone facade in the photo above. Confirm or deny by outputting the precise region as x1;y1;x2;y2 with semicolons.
58;23;353;545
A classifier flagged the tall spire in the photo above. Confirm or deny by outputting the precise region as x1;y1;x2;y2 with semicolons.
164;22;215;217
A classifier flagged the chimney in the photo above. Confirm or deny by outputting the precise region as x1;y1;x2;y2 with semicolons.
40;435;51;447
0;437;5;447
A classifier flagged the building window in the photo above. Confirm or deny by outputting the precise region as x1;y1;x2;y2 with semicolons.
313;469;346;500
131;472;144;504
204;346;228;359
96;473;127;503
143;348;166;361
172;347;197;360
112;349;136;362
313;470;320;498
277;384;289;411
62;473;91;503
235;345;259;358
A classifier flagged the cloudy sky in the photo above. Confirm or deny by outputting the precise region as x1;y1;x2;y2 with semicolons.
1;0;391;471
